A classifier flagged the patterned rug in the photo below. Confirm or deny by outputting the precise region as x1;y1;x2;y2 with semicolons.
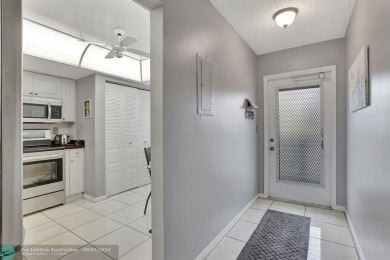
237;209;311;260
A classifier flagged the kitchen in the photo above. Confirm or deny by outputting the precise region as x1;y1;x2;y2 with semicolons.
19;0;153;259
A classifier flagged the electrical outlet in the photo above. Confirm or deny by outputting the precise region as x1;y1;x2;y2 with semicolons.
53;127;59;135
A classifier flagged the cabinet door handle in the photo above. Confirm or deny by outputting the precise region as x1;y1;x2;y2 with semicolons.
34;93;38;95
63;118;66;120
29;92;33;94
71;160;74;163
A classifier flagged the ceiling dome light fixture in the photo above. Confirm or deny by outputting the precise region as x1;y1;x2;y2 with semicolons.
273;7;299;29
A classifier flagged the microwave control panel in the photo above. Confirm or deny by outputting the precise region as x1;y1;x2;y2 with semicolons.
51;105;62;120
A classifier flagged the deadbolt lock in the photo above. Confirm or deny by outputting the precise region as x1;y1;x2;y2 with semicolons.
270;147;275;151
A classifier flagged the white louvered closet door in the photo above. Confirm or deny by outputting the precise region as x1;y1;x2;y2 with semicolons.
137;90;151;186
105;83;124;196
122;87;138;191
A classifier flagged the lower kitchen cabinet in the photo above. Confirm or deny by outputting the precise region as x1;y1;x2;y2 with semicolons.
65;149;85;196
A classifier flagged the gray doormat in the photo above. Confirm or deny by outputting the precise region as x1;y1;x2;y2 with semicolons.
237;209;311;260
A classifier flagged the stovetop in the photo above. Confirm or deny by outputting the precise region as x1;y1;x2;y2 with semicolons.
23;146;66;153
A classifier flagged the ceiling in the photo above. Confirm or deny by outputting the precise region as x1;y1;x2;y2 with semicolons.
23;0;150;54
209;0;356;55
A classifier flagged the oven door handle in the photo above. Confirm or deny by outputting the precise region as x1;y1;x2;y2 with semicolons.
23;154;64;162
48;103;52;121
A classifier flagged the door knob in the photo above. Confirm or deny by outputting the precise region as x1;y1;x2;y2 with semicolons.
269;147;274;151
270;138;274;142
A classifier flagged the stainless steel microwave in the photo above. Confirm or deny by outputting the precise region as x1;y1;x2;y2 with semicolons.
23;96;62;123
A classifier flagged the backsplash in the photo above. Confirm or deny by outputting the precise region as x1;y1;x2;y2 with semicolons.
23;122;76;140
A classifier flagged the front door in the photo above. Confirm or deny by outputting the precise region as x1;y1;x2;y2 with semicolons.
267;70;333;206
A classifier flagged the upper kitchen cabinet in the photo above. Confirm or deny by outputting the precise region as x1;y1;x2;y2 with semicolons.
61;79;76;122
23;71;34;96
24;71;62;99
33;73;62;99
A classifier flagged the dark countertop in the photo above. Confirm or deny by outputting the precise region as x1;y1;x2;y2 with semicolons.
62;145;85;149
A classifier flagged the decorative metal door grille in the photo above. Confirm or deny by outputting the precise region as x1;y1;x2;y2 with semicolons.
277;86;323;185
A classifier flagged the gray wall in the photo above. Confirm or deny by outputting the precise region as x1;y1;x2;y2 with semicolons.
1;0;24;247
256;39;347;205
76;74;98;197
345;0;390;259
150;5;164;260
161;0;258;259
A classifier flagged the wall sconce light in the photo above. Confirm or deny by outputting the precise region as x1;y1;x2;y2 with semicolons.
273;7;299;29
245;98;258;120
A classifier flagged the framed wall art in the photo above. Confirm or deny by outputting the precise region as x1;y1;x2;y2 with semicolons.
349;45;369;112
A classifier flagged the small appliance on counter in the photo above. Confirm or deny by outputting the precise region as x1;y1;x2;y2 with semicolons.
63;140;85;149
54;134;70;145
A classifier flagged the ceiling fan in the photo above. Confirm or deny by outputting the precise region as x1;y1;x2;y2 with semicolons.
80;27;150;59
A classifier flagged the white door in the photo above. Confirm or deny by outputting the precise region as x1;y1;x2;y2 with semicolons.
122;87;138;190
137;89;151;186
105;83;124;196
267;70;333;206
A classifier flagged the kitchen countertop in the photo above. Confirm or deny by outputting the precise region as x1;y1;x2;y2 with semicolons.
57;145;85;149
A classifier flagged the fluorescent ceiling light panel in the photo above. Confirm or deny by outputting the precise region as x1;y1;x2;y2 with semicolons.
141;59;150;82
23;19;87;66
23;19;144;82
81;44;141;82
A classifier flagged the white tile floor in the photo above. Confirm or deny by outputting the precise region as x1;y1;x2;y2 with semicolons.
22;184;152;260
24;191;358;260
206;198;359;260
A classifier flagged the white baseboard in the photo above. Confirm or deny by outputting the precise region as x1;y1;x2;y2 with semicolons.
83;194;108;203
345;210;365;260
257;193;267;198
333;205;346;211
195;194;259;260
65;193;83;203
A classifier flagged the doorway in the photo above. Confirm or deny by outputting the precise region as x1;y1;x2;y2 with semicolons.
263;66;337;208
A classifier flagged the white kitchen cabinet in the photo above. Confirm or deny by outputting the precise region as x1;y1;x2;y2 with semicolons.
33;73;62;99
23;71;34;96
61;79;76;122
65;149;85;196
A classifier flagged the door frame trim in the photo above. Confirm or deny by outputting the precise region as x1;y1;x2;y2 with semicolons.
263;66;337;209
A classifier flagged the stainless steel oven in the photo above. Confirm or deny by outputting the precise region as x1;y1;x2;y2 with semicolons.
23;96;62;123
23;129;65;215
23;151;65;215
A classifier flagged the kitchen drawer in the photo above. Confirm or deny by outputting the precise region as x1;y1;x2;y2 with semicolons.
70;149;84;158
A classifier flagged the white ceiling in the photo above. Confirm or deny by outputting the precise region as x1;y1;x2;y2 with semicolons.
23;0;150;54
209;0;356;55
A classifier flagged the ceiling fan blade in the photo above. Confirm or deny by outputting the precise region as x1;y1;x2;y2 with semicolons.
126;48;150;58
105;50;117;59
119;36;138;47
